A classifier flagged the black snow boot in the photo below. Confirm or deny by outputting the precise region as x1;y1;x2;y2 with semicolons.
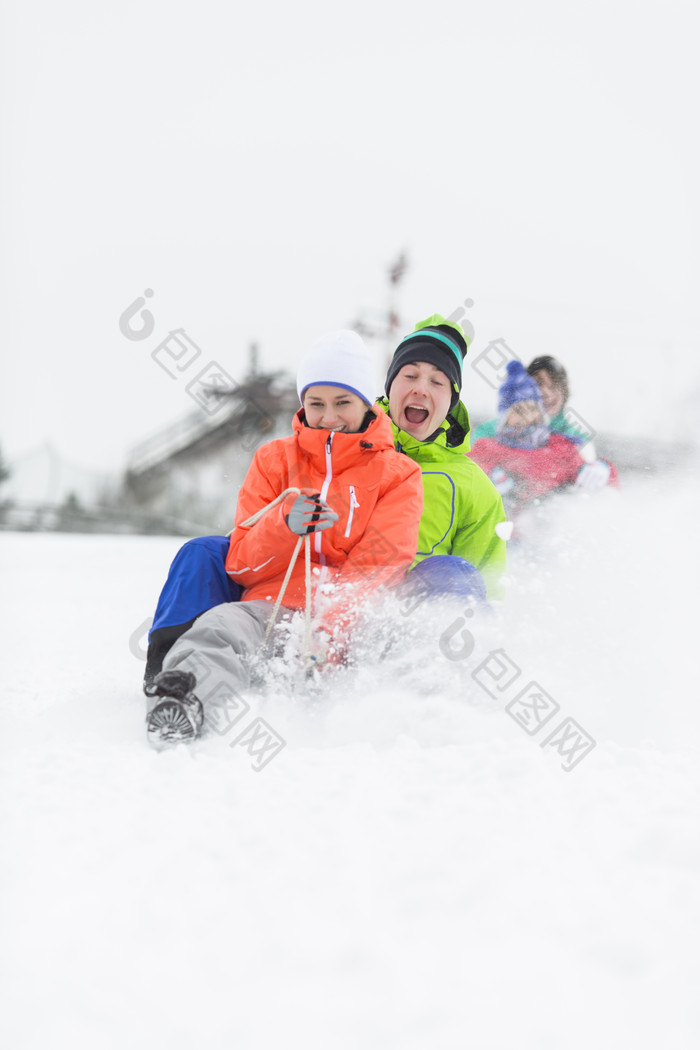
144;669;203;750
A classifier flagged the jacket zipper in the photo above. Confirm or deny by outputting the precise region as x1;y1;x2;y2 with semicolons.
344;484;360;538
315;433;334;558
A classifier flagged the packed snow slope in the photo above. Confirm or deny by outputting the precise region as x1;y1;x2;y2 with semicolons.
2;464;699;1050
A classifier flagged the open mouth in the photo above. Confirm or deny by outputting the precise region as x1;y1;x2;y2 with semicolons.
404;404;430;426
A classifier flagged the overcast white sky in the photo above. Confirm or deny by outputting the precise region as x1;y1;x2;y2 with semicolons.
2;0;699;487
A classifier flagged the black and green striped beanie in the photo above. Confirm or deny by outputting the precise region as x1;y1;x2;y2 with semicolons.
385;314;469;409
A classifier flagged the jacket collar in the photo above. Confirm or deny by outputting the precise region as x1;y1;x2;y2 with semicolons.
291;406;395;471
375;398;472;456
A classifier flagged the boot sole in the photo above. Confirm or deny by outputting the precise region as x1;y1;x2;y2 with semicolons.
147;699;199;751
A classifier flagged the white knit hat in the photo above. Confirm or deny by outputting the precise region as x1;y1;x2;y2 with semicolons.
296;330;379;406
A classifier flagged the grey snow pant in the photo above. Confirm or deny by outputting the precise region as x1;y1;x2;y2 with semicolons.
160;600;287;720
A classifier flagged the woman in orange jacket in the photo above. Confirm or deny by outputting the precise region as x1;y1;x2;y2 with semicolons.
145;330;423;749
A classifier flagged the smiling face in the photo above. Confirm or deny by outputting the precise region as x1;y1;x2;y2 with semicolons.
388;361;453;441
505;400;544;429
531;369;565;417
302;385;369;432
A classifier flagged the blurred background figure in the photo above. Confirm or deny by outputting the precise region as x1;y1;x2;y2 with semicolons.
469;361;617;523
472;354;596;456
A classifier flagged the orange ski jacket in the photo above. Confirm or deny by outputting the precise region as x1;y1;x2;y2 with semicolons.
225;408;423;626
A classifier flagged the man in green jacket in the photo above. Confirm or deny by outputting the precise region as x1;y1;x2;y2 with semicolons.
378;314;506;600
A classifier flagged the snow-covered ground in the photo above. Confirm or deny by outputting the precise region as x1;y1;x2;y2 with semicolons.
2;465;699;1050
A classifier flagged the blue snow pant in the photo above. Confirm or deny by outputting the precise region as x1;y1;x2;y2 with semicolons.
145;536;241;684
144;537;486;683
401;553;487;604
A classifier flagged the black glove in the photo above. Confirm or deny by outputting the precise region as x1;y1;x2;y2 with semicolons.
285;492;339;535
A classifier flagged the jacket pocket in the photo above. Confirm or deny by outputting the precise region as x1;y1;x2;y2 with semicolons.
344;485;361;538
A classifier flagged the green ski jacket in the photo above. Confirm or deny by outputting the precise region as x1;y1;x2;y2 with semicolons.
377;398;507;599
